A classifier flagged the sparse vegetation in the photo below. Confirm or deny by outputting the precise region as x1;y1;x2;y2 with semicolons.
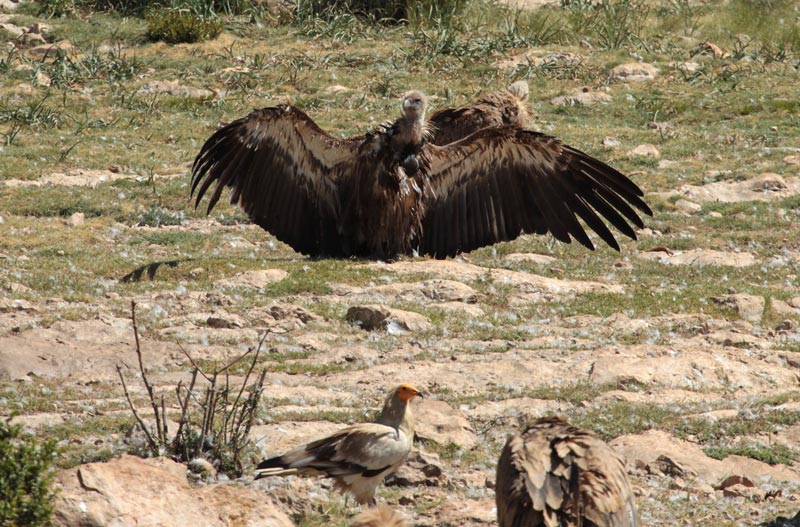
2;0;800;525
146;10;223;44
0;417;57;527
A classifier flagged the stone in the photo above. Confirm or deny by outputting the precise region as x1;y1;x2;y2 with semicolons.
771;300;800;320
53;455;294;527
611;430;800;485
695;41;728;58
670;174;800;203
138;79;214;99
214;269;288;289
346;305;432;333
502;253;557;266
64;212;84;227
386;449;443;487
1;168;131;188
711;294;765;324
629;143;660;158
414;398;478;449
674;198;701;213
637;249;756;267
368;260;623;296
550;87;611;106
783;155;800;166
0;0;22;11
323;84;351;94
0;22;24;38
602;136;621;148
495;51;582;70
26;39;78;60
609;62;659;81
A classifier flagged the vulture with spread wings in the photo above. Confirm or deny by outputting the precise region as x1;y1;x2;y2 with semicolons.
427;80;531;146
496;417;639;527
191;89;651;259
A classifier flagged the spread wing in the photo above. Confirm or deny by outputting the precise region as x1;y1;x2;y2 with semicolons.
428;82;530;146
255;422;411;479
418;127;652;258
496;417;639;527
190;105;361;257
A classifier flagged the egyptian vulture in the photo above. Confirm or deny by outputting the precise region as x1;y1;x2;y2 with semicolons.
191;89;651;259
496;417;639;527
255;383;422;506
427;81;531;146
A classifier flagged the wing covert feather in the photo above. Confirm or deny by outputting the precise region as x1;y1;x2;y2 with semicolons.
420;128;652;258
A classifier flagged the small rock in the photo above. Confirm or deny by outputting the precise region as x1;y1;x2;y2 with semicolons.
213;269;288;289
609;62;659;81
629;143;660;158
674;199;701;213
550;87;611;106
722;483;765;501
187;458;217;479
602;136;621;148
206;316;234;329
717;475;755;490
695;41;728;59
647;454;696;478
783;155;800;166
64;212;85;227
502;253;557;265
34;70;51;87
0;22;24;38
772;301;799;320
17;31;46;47
138;79;213;99
27;39;78;60
323;84;350;95
346;305;432;333
414;399;478;449
711;294;765;324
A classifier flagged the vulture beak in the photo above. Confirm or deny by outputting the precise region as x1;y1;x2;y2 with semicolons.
396;383;424;401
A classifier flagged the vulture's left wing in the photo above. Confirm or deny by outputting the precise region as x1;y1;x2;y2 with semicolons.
190;105;360;257
420;127;652;258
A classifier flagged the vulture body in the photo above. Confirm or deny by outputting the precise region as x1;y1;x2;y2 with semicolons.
191;89;651;259
428;81;531;145
255;384;422;506
496;417;639;527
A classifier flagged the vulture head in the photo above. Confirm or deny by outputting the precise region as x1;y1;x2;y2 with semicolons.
402;90;428;122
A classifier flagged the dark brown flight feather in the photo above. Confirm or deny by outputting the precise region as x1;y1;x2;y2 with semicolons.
190;89;652;259
496;416;639;527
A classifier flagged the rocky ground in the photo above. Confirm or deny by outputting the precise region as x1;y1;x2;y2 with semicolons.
3;0;800;526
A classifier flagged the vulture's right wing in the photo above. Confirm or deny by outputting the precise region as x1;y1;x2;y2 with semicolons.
191;105;360;257
420;127;652;258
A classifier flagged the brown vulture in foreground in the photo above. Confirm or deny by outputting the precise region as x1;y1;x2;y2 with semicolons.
191;88;651;259
427;80;531;145
496;417;639;527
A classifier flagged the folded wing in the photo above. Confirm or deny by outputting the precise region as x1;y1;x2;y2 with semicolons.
256;422;411;479
190;105;360;256
496;417;639;527
419;127;652;258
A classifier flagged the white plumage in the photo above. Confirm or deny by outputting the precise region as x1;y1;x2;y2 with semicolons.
255;383;423;506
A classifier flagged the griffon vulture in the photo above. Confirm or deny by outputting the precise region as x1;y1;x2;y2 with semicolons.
191;90;651;259
254;383;422;506
496;417;639;527
427;80;531;145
